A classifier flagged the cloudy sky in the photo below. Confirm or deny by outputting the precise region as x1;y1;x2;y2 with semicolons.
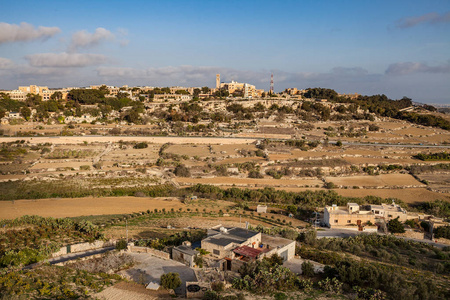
1;0;449;104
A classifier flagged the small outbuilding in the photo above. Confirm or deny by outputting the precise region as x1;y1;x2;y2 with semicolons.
172;241;198;267
257;205;267;213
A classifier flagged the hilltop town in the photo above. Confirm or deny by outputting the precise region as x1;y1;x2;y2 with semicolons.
1;76;450;299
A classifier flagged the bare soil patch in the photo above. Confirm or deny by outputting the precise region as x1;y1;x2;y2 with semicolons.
175;176;323;187
0;197;185;220
336;188;449;204
95;281;168;300
216;156;265;164
416;174;450;193
327;174;422;187
30;161;91;170
166;144;211;157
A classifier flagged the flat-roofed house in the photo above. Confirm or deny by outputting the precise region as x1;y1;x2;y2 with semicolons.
201;227;261;259
172;241;198;267
324;202;410;229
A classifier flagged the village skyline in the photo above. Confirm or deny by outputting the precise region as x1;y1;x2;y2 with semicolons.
1;0;450;103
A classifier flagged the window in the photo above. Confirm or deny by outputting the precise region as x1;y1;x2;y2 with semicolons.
213;249;220;256
334;220;338;223
347;220;351;223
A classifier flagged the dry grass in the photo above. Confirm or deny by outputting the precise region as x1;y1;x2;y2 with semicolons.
30;161;92;170
165;144;211;157
95;282;163;300
327;174;422;187
336;188;449;204
0;197;185;220
175;176;323;187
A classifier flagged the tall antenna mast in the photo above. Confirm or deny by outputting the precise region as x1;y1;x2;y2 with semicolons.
270;73;274;94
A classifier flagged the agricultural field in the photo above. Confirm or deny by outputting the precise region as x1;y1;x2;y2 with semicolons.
0;134;449;212
0;197;185;219
326;174;423;188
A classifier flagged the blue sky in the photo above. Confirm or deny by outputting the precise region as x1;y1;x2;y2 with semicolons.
0;0;449;103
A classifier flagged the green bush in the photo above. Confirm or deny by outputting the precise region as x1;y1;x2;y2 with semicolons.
133;142;148;149
160;272;181;289
116;239;127;250
211;281;225;292
387;217;405;233
174;164;191;177
203;291;220;300
274;292;287;300
434;226;450;239
301;261;315;277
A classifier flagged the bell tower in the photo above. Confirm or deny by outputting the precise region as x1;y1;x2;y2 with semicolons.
216;74;220;89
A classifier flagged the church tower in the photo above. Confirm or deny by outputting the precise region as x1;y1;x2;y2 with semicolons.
216;74;220;89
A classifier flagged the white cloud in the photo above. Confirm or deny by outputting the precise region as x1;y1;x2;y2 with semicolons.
0;22;60;44
396;11;450;28
26;52;107;68
0;57;14;69
97;67;148;78
385;61;450;75
68;28;115;52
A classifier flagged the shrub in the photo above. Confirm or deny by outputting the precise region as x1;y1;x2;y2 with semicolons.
160;272;181;289
174;164;191;177
203;291;220;300
248;170;263;178
404;219;416;228
298;230;317;245
274;292;287;300
301;261;315;277
116;239;127;250
387;217;405;233
325;182;336;189
434;225;450;239
211;281;225;292
133;142;148;149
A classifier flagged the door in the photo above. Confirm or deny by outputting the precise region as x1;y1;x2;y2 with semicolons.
280;250;288;261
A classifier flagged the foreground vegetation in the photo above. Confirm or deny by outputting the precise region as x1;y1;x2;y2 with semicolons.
0;215;103;267
0;265;121;298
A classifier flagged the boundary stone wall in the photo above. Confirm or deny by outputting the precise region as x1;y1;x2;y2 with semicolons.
128;245;170;260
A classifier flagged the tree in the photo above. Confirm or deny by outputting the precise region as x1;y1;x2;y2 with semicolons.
20;106;31;120
387;217;405;233
26;93;42;107
298;230;317;245
434;225;450;239
264;254;284;267
174;164;191;177
50;91;63;100
160;272;181;289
